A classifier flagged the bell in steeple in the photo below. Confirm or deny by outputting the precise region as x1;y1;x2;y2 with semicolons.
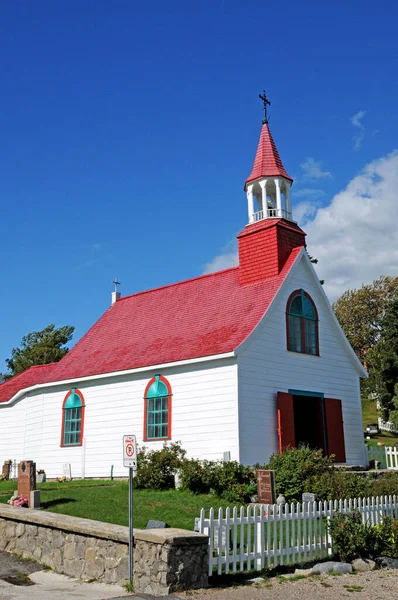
244;91;293;224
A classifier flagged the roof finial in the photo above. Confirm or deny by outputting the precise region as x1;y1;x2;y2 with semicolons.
259;90;271;124
113;277;121;293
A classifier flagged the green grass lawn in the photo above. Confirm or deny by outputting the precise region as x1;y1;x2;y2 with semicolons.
362;398;398;447
0;479;232;530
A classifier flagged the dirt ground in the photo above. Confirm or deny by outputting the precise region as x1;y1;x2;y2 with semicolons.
178;570;398;600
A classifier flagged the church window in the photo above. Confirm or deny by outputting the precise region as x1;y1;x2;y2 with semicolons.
61;388;85;446
286;289;319;355
144;375;171;440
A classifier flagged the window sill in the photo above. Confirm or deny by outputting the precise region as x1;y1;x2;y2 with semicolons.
287;349;320;357
60;443;83;448
143;437;171;442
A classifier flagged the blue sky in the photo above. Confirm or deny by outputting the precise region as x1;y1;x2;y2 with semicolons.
1;0;398;372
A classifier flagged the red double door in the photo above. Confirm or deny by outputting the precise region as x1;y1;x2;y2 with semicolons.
277;392;346;462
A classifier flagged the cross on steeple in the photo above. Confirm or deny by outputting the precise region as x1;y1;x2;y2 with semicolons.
113;277;121;293
259;90;271;124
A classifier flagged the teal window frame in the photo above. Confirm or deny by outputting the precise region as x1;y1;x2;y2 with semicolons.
286;289;319;355
62;388;84;447
144;375;171;440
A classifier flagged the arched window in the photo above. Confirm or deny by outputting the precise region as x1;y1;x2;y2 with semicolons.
144;375;172;441
61;388;85;447
286;289;319;355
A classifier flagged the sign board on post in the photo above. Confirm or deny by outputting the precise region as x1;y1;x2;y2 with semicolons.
123;435;137;470
123;435;137;588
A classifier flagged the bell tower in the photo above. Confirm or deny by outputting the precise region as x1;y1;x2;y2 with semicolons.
238;92;306;285
244;90;294;223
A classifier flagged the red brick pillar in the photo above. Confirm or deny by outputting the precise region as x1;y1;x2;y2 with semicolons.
17;461;36;506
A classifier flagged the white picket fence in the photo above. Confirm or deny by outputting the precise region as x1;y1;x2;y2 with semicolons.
367;445;398;470
197;496;398;575
378;416;398;434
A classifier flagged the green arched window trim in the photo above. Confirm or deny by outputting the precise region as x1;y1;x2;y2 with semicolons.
62;388;85;447
286;289;319;356
144;375;172;441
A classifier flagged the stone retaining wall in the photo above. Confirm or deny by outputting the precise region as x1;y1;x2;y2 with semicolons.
0;504;208;595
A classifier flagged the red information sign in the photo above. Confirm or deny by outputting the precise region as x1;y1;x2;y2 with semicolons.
123;435;137;470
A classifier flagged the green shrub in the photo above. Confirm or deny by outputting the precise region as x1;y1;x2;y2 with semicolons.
304;471;368;501
264;447;333;502
329;512;371;562
179;459;213;495
329;513;398;561
134;442;186;490
179;459;256;503
208;461;256;502
368;472;398;497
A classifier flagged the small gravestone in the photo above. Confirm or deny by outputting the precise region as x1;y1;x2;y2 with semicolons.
256;470;276;504
17;461;36;507
302;492;316;510
1;460;11;480
62;463;72;480
146;520;169;529
30;490;41;509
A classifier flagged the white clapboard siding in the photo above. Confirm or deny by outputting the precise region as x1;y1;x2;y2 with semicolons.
367;445;398;470
0;357;238;478
237;256;365;467
198;496;398;576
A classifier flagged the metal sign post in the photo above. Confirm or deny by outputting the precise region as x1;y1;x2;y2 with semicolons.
123;435;137;586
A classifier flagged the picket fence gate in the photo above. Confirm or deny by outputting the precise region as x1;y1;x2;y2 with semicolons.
367;445;398;470
197;495;398;576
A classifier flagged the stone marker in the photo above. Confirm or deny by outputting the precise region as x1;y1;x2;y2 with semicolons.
1;460;12;480
302;492;317;507
30;490;41;509
17;461;36;507
256;470;276;504
62;462;72;479
146;520;169;529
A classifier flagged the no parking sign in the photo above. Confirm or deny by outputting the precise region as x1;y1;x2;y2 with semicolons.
123;434;137;470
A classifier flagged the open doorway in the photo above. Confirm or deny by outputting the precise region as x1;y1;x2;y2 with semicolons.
293;395;326;452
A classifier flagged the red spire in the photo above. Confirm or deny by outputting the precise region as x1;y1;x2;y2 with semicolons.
245;123;293;189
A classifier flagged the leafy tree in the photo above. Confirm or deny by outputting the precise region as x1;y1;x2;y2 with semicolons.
333;276;398;367
367;298;398;421
4;324;74;380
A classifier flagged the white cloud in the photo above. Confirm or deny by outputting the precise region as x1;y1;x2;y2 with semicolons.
306;151;398;300
202;240;238;274
294;201;319;227
203;153;398;300
301;157;332;180
351;110;366;150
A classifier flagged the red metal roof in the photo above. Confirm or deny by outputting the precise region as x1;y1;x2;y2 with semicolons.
0;247;301;403
0;364;56;404
245;123;293;188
